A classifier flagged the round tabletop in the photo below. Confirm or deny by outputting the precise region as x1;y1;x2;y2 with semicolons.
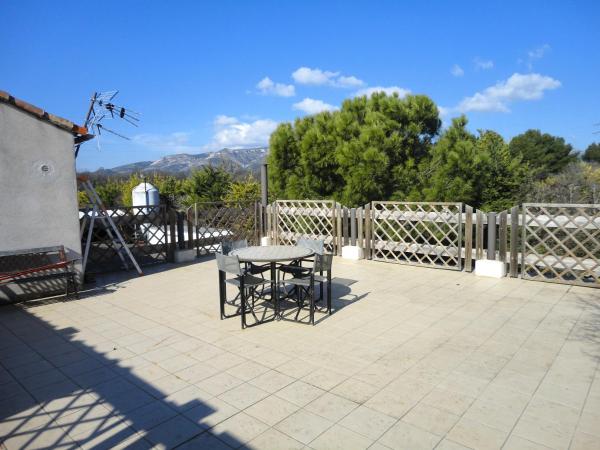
230;245;313;263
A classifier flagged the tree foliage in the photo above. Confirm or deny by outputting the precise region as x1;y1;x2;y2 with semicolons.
508;129;576;179
582;142;600;163
77;167;250;208
183;166;232;204
423;118;529;211
268;93;540;210
268;93;441;206
223;175;261;203
528;162;600;203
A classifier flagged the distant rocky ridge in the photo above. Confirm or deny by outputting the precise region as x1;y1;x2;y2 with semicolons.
93;147;268;175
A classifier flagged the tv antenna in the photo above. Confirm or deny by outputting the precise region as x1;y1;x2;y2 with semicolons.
74;90;140;158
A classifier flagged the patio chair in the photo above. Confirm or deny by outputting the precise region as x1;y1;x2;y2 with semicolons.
279;238;326;300
216;253;272;329
279;253;333;325
222;239;270;276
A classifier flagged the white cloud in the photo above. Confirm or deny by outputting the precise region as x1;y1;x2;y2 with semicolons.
292;98;338;114
474;58;494;70
455;72;561;113
205;115;278;150
133;132;196;153
528;44;551;60
437;106;450;117
292;67;337;85
292;66;364;88
336;75;365;88
450;64;464;77
256;77;295;97
354;86;411;98
524;44;551;70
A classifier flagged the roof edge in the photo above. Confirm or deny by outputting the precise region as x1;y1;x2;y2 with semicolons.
0;90;88;136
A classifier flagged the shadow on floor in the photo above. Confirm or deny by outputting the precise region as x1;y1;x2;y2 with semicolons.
572;291;600;364
0;256;368;448
0;299;244;449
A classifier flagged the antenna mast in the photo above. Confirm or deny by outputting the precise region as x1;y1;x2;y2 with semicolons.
75;90;140;158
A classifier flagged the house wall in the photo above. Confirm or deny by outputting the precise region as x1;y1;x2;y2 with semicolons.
0;102;82;301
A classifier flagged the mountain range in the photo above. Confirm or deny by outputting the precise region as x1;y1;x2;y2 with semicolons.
93;147;268;175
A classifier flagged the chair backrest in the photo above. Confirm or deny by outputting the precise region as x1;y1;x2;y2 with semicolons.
216;253;243;276
221;239;248;255
313;253;333;272
296;238;324;255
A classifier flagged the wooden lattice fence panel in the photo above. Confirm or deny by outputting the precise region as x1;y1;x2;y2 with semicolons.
371;202;463;270
521;204;600;287
79;205;168;273
274;200;337;252
194;202;258;255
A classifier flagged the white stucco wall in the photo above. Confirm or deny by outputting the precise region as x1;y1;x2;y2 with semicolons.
0;102;82;299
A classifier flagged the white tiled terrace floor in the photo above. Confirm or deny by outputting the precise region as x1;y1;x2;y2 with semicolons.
1;257;599;450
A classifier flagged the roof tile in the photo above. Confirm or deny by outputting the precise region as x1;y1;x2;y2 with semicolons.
0;90;87;136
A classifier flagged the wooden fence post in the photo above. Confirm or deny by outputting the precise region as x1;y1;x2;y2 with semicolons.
357;207;363;251
499;211;508;263
365;203;372;260
465;205;473;272
187;209;194;250
350;208;356;246
168;208;177;262
510;206;519;277
336;204;343;256
274;202;279;245
475;210;484;260
266;205;271;241
342;207;348;247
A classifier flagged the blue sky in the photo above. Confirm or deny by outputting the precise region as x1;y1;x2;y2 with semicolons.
2;1;599;171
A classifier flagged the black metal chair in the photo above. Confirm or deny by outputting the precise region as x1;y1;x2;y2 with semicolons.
278;253;333;325
216;253;272;329
222;239;270;277
279;238;326;300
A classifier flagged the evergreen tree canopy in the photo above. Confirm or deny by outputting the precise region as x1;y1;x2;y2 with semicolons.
582;142;600;163
423;118;528;211
184;166;232;204
268;93;441;206
508;129;576;178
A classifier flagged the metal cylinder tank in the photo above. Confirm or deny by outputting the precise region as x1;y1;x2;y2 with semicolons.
132;182;159;212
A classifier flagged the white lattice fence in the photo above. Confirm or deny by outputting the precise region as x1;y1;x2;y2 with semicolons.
193;202;258;255
371;202;463;270
272;200;337;252
521;204;600;287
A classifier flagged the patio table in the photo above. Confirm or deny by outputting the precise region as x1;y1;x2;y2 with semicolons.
229;245;314;317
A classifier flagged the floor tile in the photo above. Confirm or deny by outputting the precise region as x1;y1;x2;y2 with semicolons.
401;403;459;437
212;412;269;447
446;417;507;450
339;405;397;441
309;423;373;450
275;381;325;407
249;369;295;393
145;414;204;448
305;392;358;422
378;421;442;450
331;378;380;404
218;383;270;409
245;394;300;426
245;428;304;450
275;409;333;444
